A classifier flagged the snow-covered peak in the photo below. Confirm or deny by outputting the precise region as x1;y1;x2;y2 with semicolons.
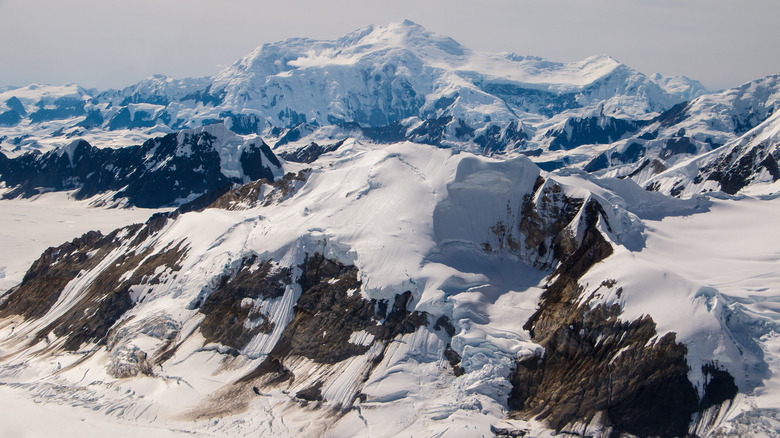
107;74;212;105
200;20;708;148
649;73;708;101
212;20;468;88
343;20;467;58
0;83;91;113
214;23;647;95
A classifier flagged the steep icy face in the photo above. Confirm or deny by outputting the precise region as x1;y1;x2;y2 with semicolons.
584;75;780;178
649;73;709;102
98;75;213;106
0;140;748;437
0;123;283;207
640;106;780;197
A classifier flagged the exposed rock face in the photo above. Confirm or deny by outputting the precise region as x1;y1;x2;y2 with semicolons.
0;229;126;320
207;170;310;211
132;251;441;420
243;254;429;373
545;115;646;151
697;137;780;195
0;125;282;207
510;201;737;437
5;96;27;117
477;81;581;117
0;216;187;351
45;241;187;351
199;257;292;350
278;140;344;164
472;175;585;269
515;179;583;267
474;121;527;154
240;140;281;181
0;109;22;126
640;107;780;197
585;142;647;172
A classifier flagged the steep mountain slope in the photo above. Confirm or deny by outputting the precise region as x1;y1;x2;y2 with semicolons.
640;104;780;197
0;140;757;437
582;75;780;178
0;193;162;293
0;123;283;207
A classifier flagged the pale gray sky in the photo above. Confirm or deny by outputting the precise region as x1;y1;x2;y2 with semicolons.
0;0;777;91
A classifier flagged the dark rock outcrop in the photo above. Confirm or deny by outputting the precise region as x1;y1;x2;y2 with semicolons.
0;109;21;126
207;170;310;211
0;219;188;352
0;127;283;208
474;121;526;154
199;256;291;350
5;96;27;116
240;140;281;181
698;138;780;195
477;81;581;117
510;201;737;437
279;140;345;164
0;230;123;320
236;254;430;403
546;115;646;151
584;142;647;173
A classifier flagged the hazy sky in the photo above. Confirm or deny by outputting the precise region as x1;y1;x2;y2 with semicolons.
0;0;777;91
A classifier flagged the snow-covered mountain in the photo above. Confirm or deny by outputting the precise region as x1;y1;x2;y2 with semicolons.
0;20;705;159
0;123;282;207
640;102;780;197
0;140;755;437
2;20;780;438
583;75;780;179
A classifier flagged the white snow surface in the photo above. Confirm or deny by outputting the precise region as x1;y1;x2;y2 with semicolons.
0;191;162;292
603;194;780;428
1;140;780;436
